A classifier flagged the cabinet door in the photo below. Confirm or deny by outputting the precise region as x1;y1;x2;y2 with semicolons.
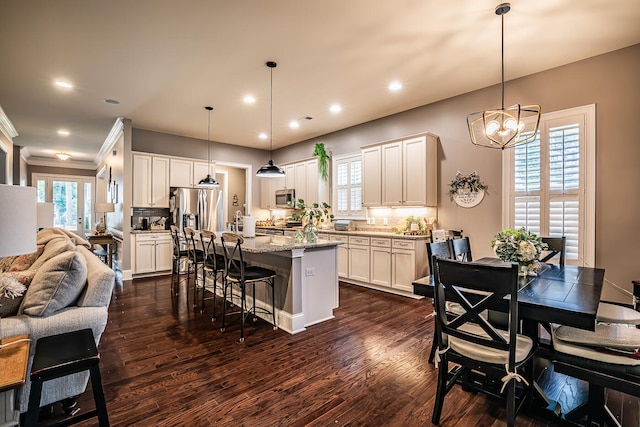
381;141;403;206
337;245;349;278
402;136;427;206
155;238;173;271
391;249;416;292
133;154;152;207
284;164;296;189
348;245;370;282
305;159;319;206
152;157;170;207
362;146;381;207
370;247;391;287
135;241;156;273
170;159;193;188
294;162;307;203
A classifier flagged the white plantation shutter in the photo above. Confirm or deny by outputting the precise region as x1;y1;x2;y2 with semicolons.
333;153;363;217
504;105;595;266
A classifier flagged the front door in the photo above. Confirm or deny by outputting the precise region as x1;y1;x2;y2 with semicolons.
34;173;94;235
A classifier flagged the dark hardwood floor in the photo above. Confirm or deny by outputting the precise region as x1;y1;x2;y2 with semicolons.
53;275;637;426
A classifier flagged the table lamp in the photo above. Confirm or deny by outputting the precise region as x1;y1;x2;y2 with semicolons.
94;202;114;235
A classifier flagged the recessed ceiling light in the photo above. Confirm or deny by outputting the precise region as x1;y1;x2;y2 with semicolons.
56;153;71;161
388;81;403;92
55;80;73;89
329;103;342;114
289;120;300;129
243;95;256;104
104;99;120;105
57;129;70;136
259;132;268;140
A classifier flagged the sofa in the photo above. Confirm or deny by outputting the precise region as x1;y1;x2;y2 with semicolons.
0;227;115;414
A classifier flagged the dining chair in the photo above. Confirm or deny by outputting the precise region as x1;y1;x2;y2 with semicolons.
199;230;225;319
426;241;454;363
170;225;190;294
431;257;535;427
540;236;640;325
550;323;640;425
540;236;566;265
451;236;472;262
184;227;206;309
219;232;277;342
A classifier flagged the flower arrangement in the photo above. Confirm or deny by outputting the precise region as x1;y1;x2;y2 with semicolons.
491;228;548;264
0;276;26;299
448;171;487;200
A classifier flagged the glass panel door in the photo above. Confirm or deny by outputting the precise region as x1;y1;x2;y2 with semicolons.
34;174;93;236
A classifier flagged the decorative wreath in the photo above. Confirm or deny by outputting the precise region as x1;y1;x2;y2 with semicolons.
448;171;487;201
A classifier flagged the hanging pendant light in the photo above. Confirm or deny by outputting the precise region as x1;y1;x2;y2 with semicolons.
198;105;220;187
256;61;286;178
467;3;541;150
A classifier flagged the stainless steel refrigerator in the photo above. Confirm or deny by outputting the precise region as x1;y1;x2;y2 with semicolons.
170;187;223;233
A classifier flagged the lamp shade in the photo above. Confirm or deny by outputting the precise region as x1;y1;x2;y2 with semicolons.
37;202;55;229
94;202;115;213
0;184;37;257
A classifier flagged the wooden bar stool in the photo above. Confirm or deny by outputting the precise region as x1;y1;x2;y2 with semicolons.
24;328;109;427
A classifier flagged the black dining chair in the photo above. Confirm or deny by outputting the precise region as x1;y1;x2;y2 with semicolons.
219;232;277;342
199;230;225;319
451;236;472;262
431;257;535;427
551;322;640;425
426;241;454;364
170;225;190;294
540;236;566;265
184;227;206;309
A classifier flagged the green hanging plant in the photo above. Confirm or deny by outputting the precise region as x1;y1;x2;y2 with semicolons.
312;142;330;181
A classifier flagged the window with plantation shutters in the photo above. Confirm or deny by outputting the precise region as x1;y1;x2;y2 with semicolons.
503;105;595;267
333;153;363;218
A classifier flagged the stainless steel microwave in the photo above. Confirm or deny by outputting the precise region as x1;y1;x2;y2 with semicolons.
275;189;295;208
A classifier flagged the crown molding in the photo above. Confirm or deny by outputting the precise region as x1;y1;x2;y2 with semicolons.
95;117;124;166
26;156;97;170
0;104;18;141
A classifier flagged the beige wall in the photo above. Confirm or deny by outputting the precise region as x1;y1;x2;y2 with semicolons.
276;44;640;302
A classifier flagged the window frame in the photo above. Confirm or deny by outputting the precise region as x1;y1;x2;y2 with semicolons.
502;104;596;266
332;152;365;219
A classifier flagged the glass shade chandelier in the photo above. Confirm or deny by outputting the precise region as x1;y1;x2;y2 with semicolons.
256;61;285;178
198;105;220;187
467;3;541;150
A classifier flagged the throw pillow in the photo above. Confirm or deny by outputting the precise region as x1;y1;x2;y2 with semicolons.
29;237;75;271
0;270;34;316
7;245;45;272
22;250;87;317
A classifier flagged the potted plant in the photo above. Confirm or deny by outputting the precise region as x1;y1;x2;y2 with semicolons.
312;143;330;182
289;199;334;242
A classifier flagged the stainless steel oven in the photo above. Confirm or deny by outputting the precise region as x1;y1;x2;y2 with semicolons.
275;189;295;208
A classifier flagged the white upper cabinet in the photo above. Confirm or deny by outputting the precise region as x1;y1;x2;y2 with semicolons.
362;133;438;207
193;161;215;185
169;158;194;188
132;154;169;208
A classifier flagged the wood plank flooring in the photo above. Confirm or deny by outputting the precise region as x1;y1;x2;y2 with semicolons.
50;275;638;426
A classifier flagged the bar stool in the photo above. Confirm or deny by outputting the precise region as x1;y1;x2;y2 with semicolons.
199;230;225;319
170;225;190;294
220;232;277;342
24;328;109;427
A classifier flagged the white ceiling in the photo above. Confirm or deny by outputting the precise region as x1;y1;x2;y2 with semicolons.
1;0;639;165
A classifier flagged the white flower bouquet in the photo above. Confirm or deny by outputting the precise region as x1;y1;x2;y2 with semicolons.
491;228;548;264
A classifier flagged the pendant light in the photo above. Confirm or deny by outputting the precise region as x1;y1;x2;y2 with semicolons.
467;3;541;150
198;106;220;187
256;61;286;178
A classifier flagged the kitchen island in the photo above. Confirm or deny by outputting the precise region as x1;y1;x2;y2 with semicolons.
212;233;341;334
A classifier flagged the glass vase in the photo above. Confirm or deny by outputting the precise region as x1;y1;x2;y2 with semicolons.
518;262;530;277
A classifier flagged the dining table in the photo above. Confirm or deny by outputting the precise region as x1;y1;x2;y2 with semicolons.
412;257;606;414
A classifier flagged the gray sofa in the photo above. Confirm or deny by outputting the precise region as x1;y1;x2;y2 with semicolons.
0;228;115;414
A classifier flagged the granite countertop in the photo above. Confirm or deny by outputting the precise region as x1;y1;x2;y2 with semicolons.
316;229;429;240
214;233;341;254
131;229;171;234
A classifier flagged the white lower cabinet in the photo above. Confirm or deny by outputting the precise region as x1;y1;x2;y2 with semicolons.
348;236;370;282
330;235;349;278
370;237;391;287
133;233;172;274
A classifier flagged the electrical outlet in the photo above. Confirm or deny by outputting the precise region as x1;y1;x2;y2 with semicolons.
371;217;375;225
305;267;315;276
383;217;388;225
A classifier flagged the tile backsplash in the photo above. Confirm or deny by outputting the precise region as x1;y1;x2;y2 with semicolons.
131;207;170;230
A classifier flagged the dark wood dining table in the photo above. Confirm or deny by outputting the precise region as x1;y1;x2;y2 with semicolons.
413;257;605;331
